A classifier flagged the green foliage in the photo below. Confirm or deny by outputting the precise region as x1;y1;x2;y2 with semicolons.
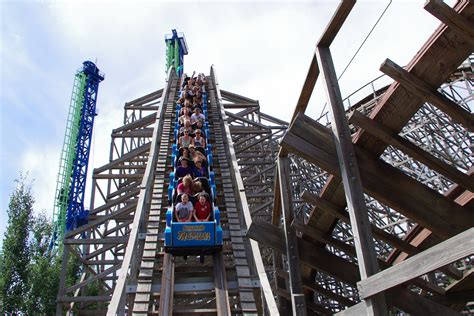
0;174;90;314
0;175;34;312
23;212;61;315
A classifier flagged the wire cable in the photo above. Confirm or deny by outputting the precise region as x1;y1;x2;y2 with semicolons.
338;0;393;81
319;0;393;118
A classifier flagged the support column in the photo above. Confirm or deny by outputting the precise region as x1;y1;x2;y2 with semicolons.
278;156;306;315
316;46;387;315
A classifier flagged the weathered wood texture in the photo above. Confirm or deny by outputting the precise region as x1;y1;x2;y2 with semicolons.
281;113;474;239
380;58;474;130
308;0;474;236
349;110;474;192
317;42;387;314
278;156;306;315
358;228;474;299
247;220;460;315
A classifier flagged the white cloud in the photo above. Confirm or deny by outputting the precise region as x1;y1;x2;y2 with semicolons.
19;147;60;217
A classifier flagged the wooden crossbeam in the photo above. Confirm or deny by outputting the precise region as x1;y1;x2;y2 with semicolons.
221;89;258;104
235;134;273;155
358;228;474;299
124;105;158;111
380;58;474;131
225;111;271;130
424;0;474;43
93;142;151;174
124;89;162;107
65;264;121;294
222;103;259;109
94;174;144;179
65;203;136;238
90;187;140;215
282;113;474;239
248;220;460;315
275;272;341;313
349;110;474;192
63;236;128;245
248;219;359;285
301;190;462;280
112;113;156;133
111;129;154;138
294;216;449;295
443;269;474;310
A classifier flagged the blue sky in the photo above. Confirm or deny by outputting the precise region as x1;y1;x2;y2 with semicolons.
0;0;449;245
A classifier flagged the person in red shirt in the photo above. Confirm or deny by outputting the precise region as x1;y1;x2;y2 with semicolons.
193;192;211;222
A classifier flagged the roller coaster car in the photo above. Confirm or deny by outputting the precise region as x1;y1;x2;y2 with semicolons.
164;205;223;256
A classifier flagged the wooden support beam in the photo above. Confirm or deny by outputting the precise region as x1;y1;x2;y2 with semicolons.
380;58;474;131
358;227;474;299
112;113;156;133
111;130;154;138
90;187;140;215
271;168;282;226
349;110;474;192
278;156;307;315
247;219;359;285
277;267;357;307
317;0;356;47
222;103;259;108
93;143;151;174
108;68;176;315
248;220;461;316
93;174;144;180
58;296;111;303
124;89;162;107
282;113;474;239
220;89;258;104
293;217;447;297
293;220;356;258
65;265;121;294
302;192;461;280
124;105;158;111
225;111;271;130
63;236;128;245
424;0;474;43
443;269;474;310
337;285;461;316
291;53;319;123
65;203;136;238
317;44;386;314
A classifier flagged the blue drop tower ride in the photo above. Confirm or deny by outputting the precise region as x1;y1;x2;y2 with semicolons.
50;61;104;252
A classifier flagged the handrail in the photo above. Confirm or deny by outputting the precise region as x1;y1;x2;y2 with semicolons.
107;67;177;315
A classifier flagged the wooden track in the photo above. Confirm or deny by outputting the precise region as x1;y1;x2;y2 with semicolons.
56;67;276;314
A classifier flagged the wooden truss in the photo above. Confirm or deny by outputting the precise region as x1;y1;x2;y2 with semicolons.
246;0;474;314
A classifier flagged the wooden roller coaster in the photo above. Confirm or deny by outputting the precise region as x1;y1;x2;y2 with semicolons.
56;0;473;314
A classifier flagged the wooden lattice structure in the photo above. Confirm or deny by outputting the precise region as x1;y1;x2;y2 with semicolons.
247;0;474;314
55;1;472;314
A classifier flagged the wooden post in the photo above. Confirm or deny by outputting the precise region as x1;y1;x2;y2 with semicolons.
56;246;70;315
278;156;307;316
316;46;388;315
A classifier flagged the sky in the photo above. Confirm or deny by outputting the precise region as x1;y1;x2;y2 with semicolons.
0;0;454;245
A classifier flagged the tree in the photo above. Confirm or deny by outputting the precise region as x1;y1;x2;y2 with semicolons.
24;212;60;315
0;175;34;313
0;175;85;314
